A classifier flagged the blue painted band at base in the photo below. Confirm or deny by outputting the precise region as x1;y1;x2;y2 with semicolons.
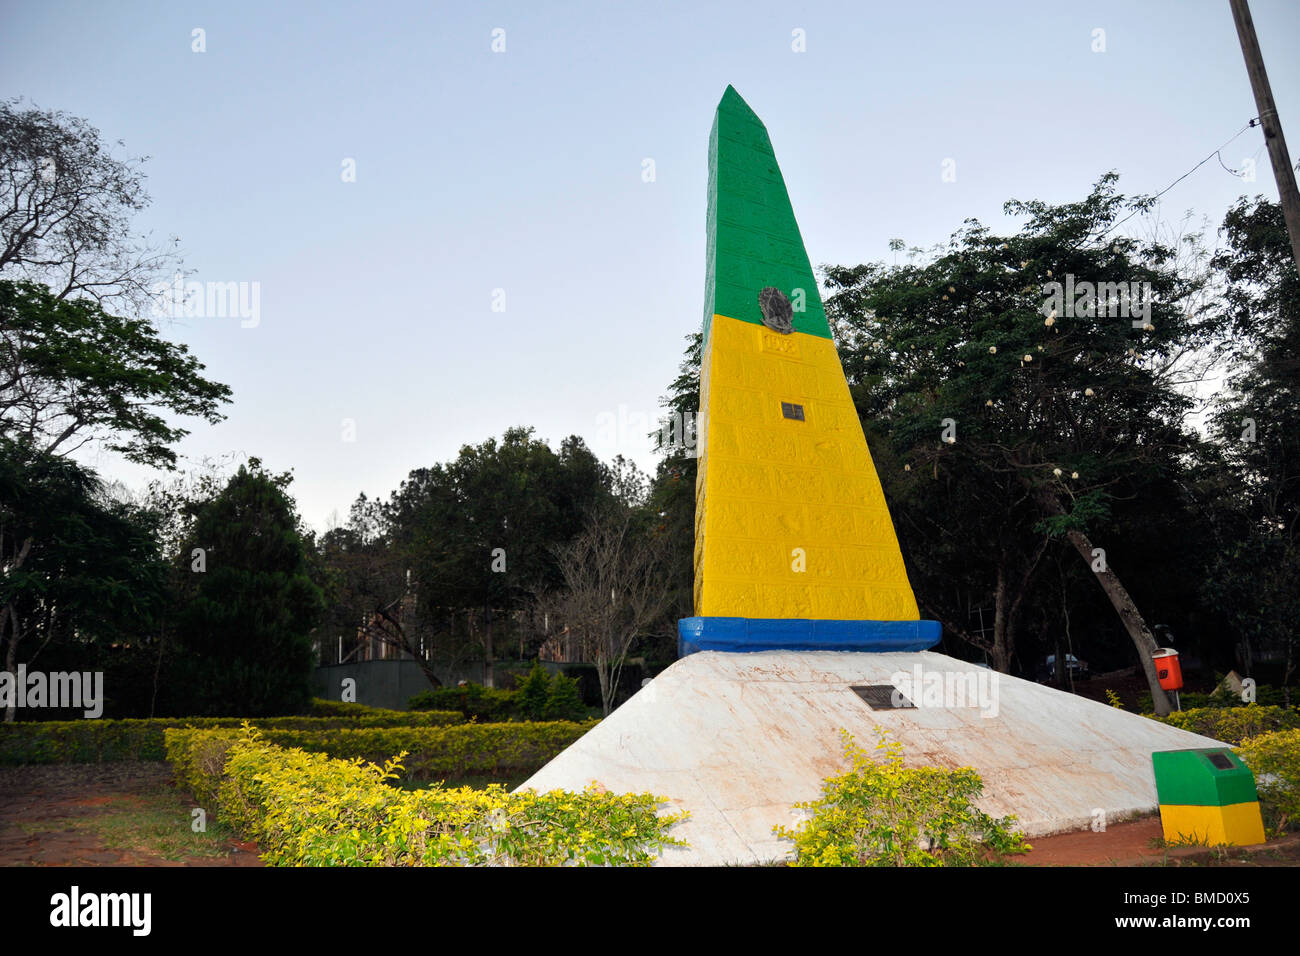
677;616;942;657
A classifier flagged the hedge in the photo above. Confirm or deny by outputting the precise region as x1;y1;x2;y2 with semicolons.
1150;705;1300;746
1236;728;1300;834
308;698;416;718
164;727;684;865
0;710;464;765
165;719;595;783
411;671;588;723
1139;680;1291;713
409;684;525;722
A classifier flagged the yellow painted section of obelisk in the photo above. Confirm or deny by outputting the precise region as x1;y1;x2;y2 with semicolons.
694;313;921;620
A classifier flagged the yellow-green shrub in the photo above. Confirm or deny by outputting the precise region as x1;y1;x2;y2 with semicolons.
164;728;242;805
1151;705;1300;745
0;711;464;765
167;727;686;866
774;730;1030;866
1236;728;1300;833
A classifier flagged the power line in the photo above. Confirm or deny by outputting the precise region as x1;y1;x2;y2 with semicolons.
1098;118;1259;242
1216;138;1266;177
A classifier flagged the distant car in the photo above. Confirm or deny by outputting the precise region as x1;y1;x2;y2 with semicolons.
1044;654;1090;681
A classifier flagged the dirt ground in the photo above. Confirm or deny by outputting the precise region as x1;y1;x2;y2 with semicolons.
2;763;1294;867
1022;813;1300;866
0;762;262;867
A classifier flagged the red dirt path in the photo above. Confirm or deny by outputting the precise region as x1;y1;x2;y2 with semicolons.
0;762;261;867
1022;814;1300;866
3;763;1294;867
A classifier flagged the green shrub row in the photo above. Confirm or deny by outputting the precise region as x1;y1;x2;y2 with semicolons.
0;710;464;765
307;698;414;718
409;684;523;721
164;727;684;865
1138;678;1291;713
515;664;588;722
165;719;594;783
408;667;588;723
1150;705;1300;745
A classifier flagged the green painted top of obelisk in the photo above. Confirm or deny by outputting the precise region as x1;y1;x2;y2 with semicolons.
703;85;831;340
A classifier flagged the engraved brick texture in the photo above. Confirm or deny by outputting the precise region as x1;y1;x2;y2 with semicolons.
694;314;920;620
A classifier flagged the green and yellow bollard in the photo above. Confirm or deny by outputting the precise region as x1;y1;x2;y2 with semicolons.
1151;748;1266;846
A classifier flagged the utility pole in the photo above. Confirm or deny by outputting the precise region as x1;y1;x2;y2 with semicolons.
1229;0;1300;279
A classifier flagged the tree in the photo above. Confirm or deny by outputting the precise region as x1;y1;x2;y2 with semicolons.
0;280;230;467
172;461;323;716
541;503;672;715
381;428;611;686
316;493;442;685
647;332;702;639
542;672;586;721
518;661;551;721
823;174;1218;714
0;99;179;312
0;438;168;720
1204;197;1300;700
0;281;231;714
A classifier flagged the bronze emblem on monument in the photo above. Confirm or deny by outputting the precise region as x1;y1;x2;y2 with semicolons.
758;286;794;334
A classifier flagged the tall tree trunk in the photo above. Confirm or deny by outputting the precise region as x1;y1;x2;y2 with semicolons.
2;538;32;724
482;604;494;689
990;543;1044;674
150;625;165;719
1063;527;1172;716
1033;487;1172;716
1236;637;1253;681
595;650;612;716
3;607;17;723
990;564;1011;672
414;653;443;691
1283;637;1294;709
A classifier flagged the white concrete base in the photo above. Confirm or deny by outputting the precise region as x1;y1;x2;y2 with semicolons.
517;650;1225;866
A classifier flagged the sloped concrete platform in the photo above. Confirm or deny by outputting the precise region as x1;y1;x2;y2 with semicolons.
517;650;1227;866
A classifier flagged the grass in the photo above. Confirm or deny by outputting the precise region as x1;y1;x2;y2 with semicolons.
19;790;242;862
1141;831;1300;866
1148;832;1214;850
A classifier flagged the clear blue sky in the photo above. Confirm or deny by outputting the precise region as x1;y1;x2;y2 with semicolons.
2;0;1297;529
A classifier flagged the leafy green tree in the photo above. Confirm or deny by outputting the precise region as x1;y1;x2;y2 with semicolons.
320;428;676;697
821;174;1218;713
172;461;323;716
1204;197;1300;700
379;428;612;686
0;103;247;716
0;438;168;720
0;280;230;468
315;493;433;683
647;332;702;638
